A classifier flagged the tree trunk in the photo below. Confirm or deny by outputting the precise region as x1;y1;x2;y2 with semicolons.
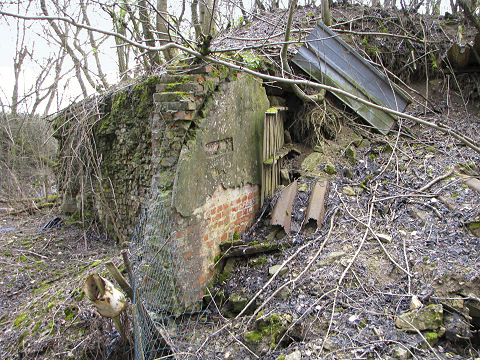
80;0;109;90
138;0;161;68
156;0;175;61
199;0;215;37
322;0;332;26
191;0;202;40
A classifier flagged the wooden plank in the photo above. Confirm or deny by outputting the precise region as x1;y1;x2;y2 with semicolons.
270;116;275;195
264;114;268;201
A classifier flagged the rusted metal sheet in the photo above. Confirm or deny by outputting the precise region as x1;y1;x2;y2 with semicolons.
271;180;298;233
305;180;329;229
293;22;410;135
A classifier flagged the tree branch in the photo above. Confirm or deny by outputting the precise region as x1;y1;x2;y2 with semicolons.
1;10;479;154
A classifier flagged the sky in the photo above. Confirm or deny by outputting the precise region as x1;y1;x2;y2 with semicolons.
0;0;454;116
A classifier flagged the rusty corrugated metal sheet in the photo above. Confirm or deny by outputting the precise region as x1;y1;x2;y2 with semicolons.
305;179;329;229
293;22;410;134
271;180;298;233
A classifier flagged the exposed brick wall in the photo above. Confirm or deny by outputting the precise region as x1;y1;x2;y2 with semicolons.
173;184;260;303
202;184;260;254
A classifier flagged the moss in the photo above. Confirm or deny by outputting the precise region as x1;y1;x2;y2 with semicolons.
239;51;264;71
249;255;267;267
244;330;264;343
360;175;373;190
32;281;51;296
64;306;77;321
244;313;293;350
233;231;240;241
210;64;231;81
14;313;31;329
324;162;336;175
467;222;480;230
424;331;439;345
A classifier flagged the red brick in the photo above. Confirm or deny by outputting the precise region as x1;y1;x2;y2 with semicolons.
223;203;229;210
242;195;248;202
247;192;256;200
198;273;207;286
203;234;209;241
176;231;184;239
220;233;228;242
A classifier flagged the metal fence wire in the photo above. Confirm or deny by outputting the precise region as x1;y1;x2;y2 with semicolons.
129;186;226;359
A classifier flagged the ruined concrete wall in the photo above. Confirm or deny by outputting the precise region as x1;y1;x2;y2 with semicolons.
53;76;160;242
54;70;269;308
93;78;159;240
172;74;269;303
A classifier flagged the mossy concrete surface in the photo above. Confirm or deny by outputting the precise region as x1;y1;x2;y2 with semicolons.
174;75;269;216
53;76;160;241
244;313;293;355
395;304;443;332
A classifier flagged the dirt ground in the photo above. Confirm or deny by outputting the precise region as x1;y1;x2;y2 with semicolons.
0;208;123;359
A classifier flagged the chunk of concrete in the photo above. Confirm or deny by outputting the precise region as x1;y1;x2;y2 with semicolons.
395;304;443;332
269;264;288;277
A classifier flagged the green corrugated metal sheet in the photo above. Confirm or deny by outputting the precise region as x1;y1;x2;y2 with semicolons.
293;22;410;134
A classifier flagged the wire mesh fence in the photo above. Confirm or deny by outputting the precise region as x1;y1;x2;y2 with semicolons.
129;185;226;359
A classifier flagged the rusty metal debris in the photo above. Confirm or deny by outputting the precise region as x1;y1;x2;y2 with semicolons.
271;180;298;233
304;179;329;230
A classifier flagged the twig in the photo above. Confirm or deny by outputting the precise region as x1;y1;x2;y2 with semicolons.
227;330;259;359
235;238;310;319
416;169;454;193
13;248;48;259
338;184;377;286
403;235;411;295
395;316;442;360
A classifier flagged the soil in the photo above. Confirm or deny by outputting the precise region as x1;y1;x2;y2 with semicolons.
0;208;124;359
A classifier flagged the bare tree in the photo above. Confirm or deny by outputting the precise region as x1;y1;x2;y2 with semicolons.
80;0;109;89
156;0;173;61
138;0;162;67
192;0;217;40
321;0;332;25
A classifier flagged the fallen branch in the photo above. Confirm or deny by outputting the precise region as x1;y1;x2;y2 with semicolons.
105;261;133;300
6;201;59;216
416;169;454;193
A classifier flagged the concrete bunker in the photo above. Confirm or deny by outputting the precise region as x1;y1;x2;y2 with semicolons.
53;66;277;309
53;61;374;311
